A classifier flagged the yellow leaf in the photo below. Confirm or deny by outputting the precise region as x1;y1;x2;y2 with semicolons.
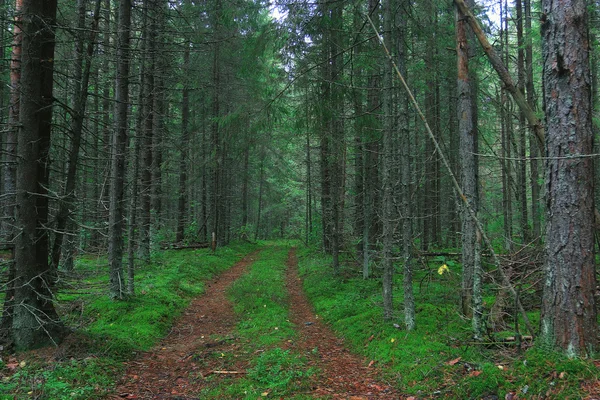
390;338;396;343
438;264;449;275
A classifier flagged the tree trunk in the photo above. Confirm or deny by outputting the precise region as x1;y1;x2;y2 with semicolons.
176;37;191;243
139;0;155;262
211;0;222;248
0;0;22;338
525;0;541;242
456;0;482;339
108;0;131;300
381;0;394;321
11;0;65;349
515;0;529;244
398;0;414;330
151;1;166;230
453;0;544;150
540;0;597;357
50;0;102;271
93;0;112;250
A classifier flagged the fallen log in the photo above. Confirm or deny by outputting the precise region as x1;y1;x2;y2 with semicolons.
161;242;210;250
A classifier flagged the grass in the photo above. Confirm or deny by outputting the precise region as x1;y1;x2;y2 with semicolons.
199;243;317;399
3;240;596;399
0;241;257;400
296;246;600;399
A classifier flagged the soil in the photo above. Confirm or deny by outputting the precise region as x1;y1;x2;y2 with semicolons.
110;248;401;399
284;248;400;399
111;250;259;399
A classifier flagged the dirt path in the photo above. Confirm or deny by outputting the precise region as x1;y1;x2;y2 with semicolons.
111;251;260;400
111;247;401;399
285;248;401;399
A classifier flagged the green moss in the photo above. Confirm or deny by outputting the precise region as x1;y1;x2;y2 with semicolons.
2;242;257;399
202;244;316;398
296;247;600;398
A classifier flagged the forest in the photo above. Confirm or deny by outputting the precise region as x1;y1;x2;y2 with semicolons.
0;0;599;398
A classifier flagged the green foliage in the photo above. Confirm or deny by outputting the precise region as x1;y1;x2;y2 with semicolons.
1;242;257;399
248;348;314;393
228;246;295;346
296;247;599;399
1;358;119;399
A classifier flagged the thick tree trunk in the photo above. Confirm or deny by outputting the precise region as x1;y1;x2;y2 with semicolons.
456;0;482;338
108;0;131;300
0;0;22;338
540;0;597;357
11;0;65;349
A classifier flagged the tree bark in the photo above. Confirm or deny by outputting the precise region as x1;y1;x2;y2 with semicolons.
525;0;541;241
176;36;191;243
108;0;131;300
515;0;529;243
381;0;394;321
11;0;66;349
540;0;597;357
139;0;155;262
398;0;415;330
456;0;482;338
0;0;22;339
453;0;544;151
50;0;102;271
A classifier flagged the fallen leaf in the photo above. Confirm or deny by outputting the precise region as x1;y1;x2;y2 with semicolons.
261;391;269;397
19;361;26;368
5;363;18;371
469;370;482;377
447;357;462;366
368;360;375;367
559;371;566;379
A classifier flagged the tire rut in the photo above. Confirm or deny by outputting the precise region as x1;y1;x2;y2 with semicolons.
110;250;260;400
285;248;401;399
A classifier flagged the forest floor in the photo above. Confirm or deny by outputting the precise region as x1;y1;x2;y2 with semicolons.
110;247;400;399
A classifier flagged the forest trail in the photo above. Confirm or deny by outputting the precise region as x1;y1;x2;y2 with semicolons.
111;247;400;399
284;248;400;399
112;250;260;399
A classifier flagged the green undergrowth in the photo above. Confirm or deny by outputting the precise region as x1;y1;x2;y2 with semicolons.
296;247;599;399
199;243;316;399
0;241;257;400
